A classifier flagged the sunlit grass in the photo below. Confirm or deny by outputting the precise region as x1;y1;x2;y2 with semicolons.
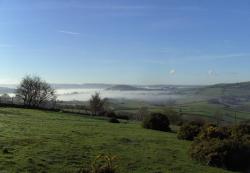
0;108;233;173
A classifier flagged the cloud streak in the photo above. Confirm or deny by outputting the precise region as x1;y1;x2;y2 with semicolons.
58;30;80;35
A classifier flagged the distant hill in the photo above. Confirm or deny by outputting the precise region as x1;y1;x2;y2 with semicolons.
52;83;113;89
52;83;202;92
0;87;15;94
212;82;250;89
106;84;200;92
197;81;250;97
106;85;148;91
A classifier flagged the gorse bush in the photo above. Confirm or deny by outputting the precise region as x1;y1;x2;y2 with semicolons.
190;138;250;172
79;154;119;173
177;121;204;141
231;122;250;138
198;125;231;140
142;113;171;132
189;121;250;172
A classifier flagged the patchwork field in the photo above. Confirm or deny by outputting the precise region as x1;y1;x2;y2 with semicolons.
110;99;250;124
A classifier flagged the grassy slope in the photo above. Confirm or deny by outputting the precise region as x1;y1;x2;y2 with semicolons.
0;108;233;173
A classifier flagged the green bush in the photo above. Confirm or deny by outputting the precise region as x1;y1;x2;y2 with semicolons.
109;118;120;124
177;121;204;141
103;111;130;120
164;108;183;125
190;138;250;172
142;113;171;132
104;111;117;118
115;113;130;120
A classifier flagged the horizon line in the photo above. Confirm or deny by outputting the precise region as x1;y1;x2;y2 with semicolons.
0;81;249;87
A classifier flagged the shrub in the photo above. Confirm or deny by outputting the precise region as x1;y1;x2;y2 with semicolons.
177;121;204;141
2;148;9;154
190;138;250;172
164;108;183;125
115;114;129;120
104;111;117;118
231;122;250;138
190;121;250;172
78;154;119;173
103;111;130;120
142;113;170;132
109;118;120;124
198;124;231;140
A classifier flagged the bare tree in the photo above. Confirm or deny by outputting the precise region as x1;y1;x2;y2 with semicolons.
16;75;56;107
89;92;106;116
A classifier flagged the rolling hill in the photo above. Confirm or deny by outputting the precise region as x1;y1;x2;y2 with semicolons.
106;85;146;91
197;81;250;97
0;87;15;94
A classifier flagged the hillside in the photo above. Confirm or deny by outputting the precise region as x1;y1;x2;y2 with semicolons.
106;85;146;91
52;83;113;89
197;81;250;97
0;87;15;94
0;108;232;173
106;84;180;91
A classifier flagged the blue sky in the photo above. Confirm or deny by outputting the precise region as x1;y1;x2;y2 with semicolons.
0;0;250;85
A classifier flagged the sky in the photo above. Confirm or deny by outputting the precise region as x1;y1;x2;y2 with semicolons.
0;0;250;85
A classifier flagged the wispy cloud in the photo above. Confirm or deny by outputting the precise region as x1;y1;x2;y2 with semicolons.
58;30;80;35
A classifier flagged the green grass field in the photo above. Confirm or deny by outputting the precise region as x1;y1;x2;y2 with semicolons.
110;99;250;124
0;107;234;173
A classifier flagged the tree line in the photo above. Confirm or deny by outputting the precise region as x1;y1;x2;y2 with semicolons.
4;75;106;116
